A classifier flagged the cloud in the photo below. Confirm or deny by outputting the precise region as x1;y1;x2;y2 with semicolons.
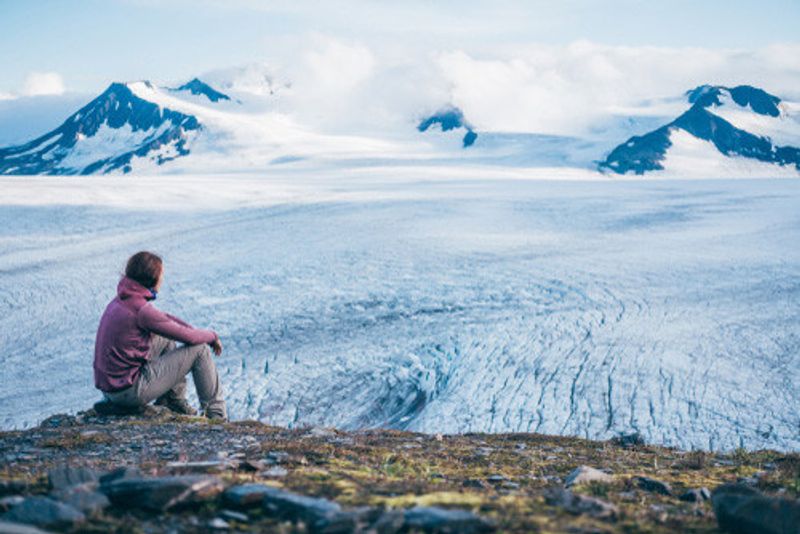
22;72;65;96
436;41;800;136
0;91;16;101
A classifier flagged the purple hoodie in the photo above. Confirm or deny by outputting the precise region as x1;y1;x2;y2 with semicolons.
93;276;218;392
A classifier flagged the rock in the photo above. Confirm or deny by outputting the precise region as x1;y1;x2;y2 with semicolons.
51;485;109;516
712;483;800;534
38;414;79;429
545;488;619;520
91;400;146;416
47;465;98;490
612;432;645;448
486;474;508;483
564;466;613;487
403;506;496;533
0;520;52;534
220;509;249;523
0;480;27;496
101;475;224;511
208;517;229;529
636;476;672;496
98;466;142;486
164;460;232;474
223;484;275;508
2;496;85;529
260;486;342;528
262;466;288;478
0;496;25;512
370;509;406;534
680;487;711;502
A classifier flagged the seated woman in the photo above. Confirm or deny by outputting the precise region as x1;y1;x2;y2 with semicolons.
93;251;227;420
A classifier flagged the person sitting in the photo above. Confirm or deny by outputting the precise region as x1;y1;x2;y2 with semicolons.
93;251;227;420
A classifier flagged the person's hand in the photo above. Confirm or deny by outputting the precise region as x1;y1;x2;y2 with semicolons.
210;336;223;356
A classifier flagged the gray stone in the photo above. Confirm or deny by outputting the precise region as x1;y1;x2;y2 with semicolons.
712;483;800;534
223;484;275;508
370;509;406;534
47;465;98;490
403;506;496;533
0;495;25;512
636;476;672;495
51;485;110;516
164;460;232;474
564;466;613;487
262;466;288;478
208;517;229;529
98;466;142;486
101;475;224;511
680;487;711;502
261;486;341;527
220;509;249;523
2;496;85;529
0;520;52;534
545;488;618;520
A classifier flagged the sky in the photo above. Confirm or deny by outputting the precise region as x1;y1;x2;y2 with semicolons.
1;0;799;136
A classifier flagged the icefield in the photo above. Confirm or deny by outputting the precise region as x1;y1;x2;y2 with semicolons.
0;173;798;451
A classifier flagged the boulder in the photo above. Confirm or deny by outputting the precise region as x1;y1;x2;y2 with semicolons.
564;466;613;487
98;466;142;486
403;506;496;533
223;484;275;508
680;487;711;502
712;484;800;534
545;487;618;520
636;476;672;496
101;475;224;511
2;496;85;529
51;485;109;516
0;520;52;534
0;495;25;512
260;486;342;527
47;465;98;490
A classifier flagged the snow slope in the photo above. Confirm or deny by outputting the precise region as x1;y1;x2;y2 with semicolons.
0;174;797;452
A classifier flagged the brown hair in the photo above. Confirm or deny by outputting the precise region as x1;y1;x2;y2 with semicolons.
125;251;163;289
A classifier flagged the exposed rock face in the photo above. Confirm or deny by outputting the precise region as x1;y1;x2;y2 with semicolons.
600;85;800;175
712;484;800;534
418;106;478;148
173;78;231;103
0;82;200;175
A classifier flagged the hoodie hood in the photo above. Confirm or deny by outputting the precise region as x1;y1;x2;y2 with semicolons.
117;276;154;301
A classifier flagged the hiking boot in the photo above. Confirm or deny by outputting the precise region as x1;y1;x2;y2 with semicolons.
154;396;198;416
204;408;228;422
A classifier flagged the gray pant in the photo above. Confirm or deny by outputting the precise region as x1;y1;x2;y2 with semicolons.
105;334;226;417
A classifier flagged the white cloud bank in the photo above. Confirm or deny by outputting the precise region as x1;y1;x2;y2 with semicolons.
21;72;66;97
239;37;800;138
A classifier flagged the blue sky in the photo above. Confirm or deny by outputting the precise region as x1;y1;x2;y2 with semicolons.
2;0;799;95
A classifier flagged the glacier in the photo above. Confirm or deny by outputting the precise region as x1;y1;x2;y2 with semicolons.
0;173;798;452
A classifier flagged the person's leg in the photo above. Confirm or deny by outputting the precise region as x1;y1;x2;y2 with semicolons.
149;334;189;404
135;343;227;419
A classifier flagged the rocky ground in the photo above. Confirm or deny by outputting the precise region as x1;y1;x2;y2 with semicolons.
0;407;798;533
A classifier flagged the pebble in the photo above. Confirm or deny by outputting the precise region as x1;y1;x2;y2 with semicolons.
679;487;711;502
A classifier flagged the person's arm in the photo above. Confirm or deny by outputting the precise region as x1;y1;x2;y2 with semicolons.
137;304;217;346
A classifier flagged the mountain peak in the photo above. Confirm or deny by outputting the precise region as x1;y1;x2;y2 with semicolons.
686;84;781;117
173;78;231;102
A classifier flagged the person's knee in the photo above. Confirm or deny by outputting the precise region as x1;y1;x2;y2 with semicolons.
188;343;212;360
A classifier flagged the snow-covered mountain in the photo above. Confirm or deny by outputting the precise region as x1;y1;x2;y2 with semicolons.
0;81;201;174
600;85;800;176
1;75;799;177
